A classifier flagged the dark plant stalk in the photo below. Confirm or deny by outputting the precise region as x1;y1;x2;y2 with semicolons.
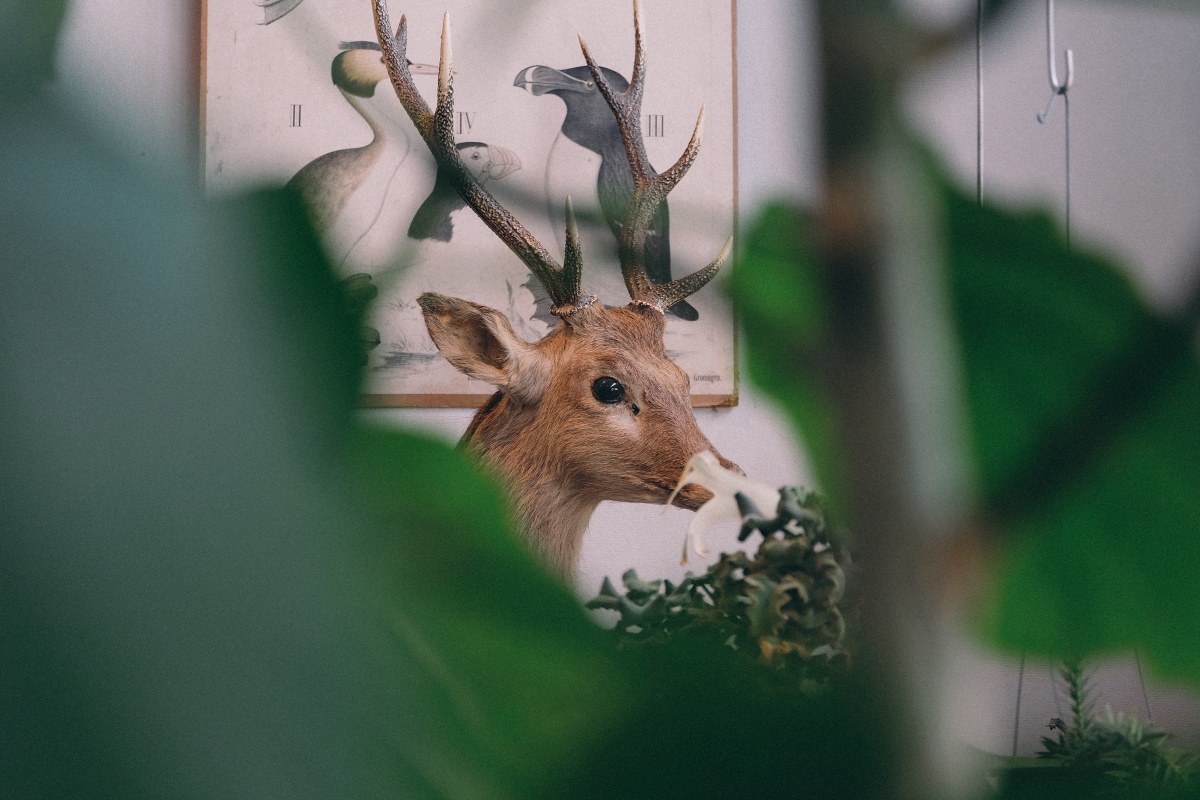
815;3;977;795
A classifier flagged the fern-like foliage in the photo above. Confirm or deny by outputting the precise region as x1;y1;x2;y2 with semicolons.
1038;660;1196;796
586;487;850;686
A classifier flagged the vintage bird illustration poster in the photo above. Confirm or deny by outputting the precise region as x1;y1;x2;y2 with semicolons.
203;0;738;406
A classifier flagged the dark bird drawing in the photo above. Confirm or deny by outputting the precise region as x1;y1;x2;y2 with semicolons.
513;63;698;320
287;41;436;235
255;0;305;26
407;142;522;242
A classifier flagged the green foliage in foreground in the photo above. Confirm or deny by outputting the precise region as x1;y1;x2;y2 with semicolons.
587;487;850;686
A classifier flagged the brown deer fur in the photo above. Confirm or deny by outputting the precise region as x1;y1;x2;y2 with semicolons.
420;293;737;575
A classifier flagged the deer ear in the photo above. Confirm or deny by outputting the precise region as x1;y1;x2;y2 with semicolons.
418;292;544;394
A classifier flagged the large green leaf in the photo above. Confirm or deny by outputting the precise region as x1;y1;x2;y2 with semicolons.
943;180;1200;683
730;203;847;505
347;425;632;799
733;156;1200;688
0;96;400;798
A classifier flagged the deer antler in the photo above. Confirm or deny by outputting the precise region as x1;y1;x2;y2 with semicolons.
372;2;588;314
373;0;728;316
578;0;732;312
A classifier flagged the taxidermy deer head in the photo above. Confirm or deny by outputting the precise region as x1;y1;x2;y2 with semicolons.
372;0;738;576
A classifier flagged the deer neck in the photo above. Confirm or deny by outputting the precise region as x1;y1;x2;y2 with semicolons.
462;391;598;578
511;474;598;578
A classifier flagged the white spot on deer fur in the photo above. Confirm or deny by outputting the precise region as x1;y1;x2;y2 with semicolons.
611;408;640;437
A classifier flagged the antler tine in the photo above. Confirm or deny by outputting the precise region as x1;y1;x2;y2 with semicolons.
641;236;731;311
578;0;722;311
578;4;650;187
371;0;586;313
432;13;456;152
374;7;433;135
559;196;585;311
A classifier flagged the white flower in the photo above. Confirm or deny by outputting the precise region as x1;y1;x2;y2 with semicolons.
667;451;782;564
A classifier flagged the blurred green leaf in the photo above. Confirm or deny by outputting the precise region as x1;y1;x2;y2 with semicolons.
733;160;1200;689
977;360;1200;680
206;188;365;452
0;0;69;94
348;424;631;799
943;187;1156;514
942;173;1200;684
730;203;846;505
0;97;397;799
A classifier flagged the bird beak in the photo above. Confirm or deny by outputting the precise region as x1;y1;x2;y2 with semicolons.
482;146;522;180
513;65;591;95
408;61;439;76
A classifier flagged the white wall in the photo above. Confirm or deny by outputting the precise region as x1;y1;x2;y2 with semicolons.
54;0;1200;757
907;1;1200;310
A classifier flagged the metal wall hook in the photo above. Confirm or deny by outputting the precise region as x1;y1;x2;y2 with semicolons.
1036;0;1074;124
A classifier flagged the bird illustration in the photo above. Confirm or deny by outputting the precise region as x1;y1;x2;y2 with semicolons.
513;63;698;320
407;142;522;242
287;42;436;236
255;0;304;25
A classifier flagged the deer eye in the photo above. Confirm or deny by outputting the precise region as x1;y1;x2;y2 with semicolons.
591;376;625;405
